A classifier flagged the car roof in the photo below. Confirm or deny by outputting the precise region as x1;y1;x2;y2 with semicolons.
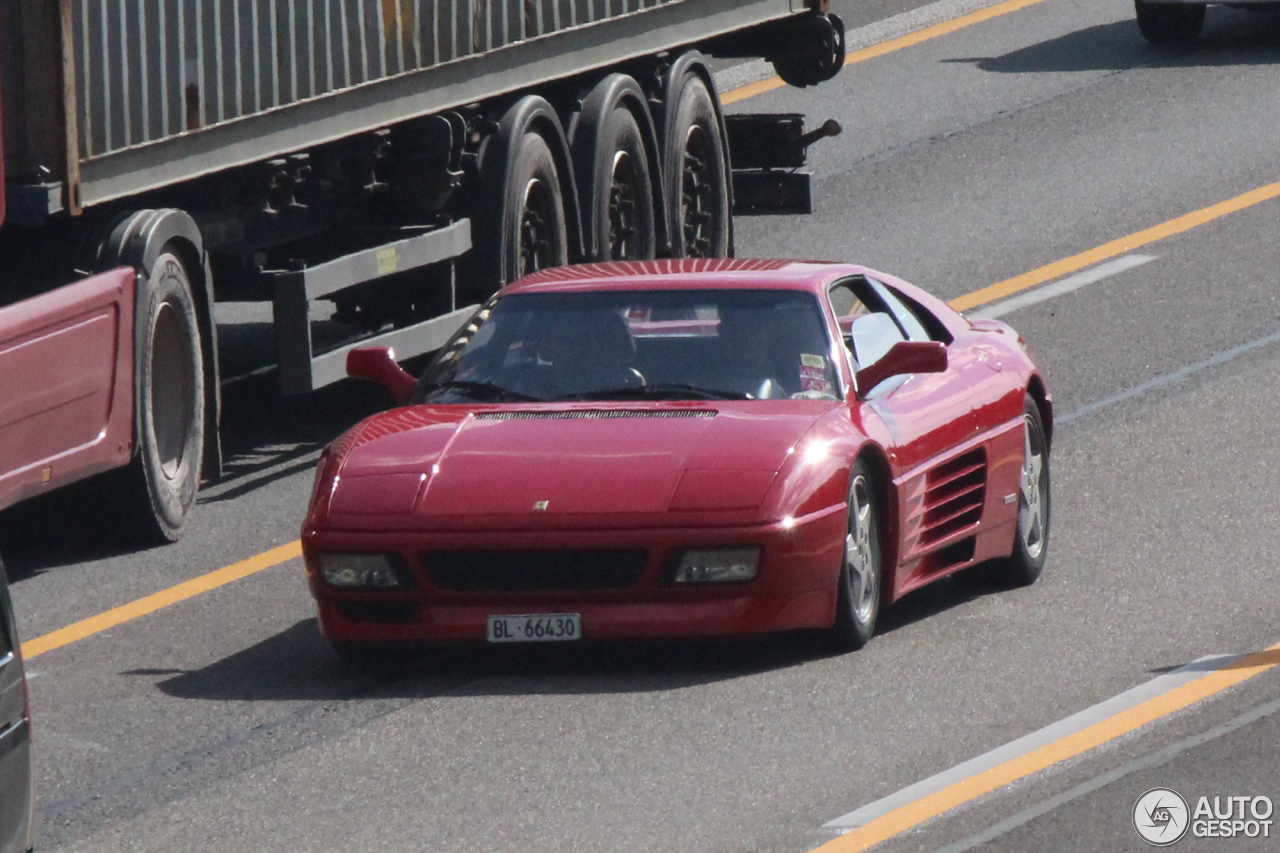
506;259;872;295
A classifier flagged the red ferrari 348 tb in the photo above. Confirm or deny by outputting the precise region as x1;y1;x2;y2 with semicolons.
301;260;1051;657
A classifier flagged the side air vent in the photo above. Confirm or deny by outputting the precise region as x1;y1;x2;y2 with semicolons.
918;449;987;546
473;409;716;420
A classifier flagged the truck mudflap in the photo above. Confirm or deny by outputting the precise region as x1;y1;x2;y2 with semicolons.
726;114;842;216
266;219;474;395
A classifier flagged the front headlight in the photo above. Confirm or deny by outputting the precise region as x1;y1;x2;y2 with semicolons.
316;553;412;589
671;548;761;583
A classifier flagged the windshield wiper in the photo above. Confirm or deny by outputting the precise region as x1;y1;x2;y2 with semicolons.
557;383;750;401
420;380;542;402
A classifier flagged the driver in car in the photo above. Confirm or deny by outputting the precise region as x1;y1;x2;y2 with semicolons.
708;307;835;399
533;310;646;398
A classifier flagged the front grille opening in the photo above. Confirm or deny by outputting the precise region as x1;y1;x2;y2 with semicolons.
336;601;419;623
424;549;648;591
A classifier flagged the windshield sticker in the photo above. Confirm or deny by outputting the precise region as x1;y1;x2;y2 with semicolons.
799;357;831;394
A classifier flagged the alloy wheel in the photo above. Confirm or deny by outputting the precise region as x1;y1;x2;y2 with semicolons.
846;474;878;624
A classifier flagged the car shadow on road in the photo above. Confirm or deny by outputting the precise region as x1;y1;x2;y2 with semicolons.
152;617;871;702
941;10;1280;76
154;572;1003;703
874;573;998;635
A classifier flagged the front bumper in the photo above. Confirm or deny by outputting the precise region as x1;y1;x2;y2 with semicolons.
304;505;846;644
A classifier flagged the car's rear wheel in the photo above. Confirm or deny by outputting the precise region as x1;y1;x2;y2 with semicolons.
827;459;882;651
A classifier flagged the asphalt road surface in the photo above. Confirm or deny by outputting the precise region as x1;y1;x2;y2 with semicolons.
4;0;1280;850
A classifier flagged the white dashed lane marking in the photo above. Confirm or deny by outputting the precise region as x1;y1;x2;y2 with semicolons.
970;254;1158;320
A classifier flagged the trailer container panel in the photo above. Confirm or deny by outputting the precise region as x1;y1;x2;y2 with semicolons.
4;0;801;212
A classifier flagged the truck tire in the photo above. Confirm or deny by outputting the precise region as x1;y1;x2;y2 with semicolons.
771;14;846;87
123;248;206;542
519;133;569;276
1135;0;1204;44
469;97;576;297
571;75;659;261
662;66;731;259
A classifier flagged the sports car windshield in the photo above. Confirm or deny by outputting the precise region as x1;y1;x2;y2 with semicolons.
414;289;840;403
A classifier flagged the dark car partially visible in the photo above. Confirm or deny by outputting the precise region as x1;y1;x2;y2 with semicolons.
0;559;32;853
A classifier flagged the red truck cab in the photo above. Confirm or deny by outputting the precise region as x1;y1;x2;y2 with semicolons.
0;93;136;517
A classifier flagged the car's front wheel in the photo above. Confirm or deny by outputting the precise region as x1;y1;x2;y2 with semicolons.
827;459;883;651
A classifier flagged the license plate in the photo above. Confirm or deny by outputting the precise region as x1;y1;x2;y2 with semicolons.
487;613;581;643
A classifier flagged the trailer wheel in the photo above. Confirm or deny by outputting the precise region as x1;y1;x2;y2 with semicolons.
511;134;570;278
124;249;206;542
572;76;659;261
662;71;731;259
469;126;572;297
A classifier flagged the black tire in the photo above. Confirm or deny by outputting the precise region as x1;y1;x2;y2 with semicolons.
827;459;883;651
772;14;846;87
471;130;570;297
576;103;656;261
1135;0;1204;44
964;395;1050;589
662;72;731;259
1000;396;1051;585
122;249;206;543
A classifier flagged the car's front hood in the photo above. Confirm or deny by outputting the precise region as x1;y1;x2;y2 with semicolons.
323;402;837;529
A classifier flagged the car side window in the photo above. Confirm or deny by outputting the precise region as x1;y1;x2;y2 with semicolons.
828;278;903;370
847;313;905;369
828;277;901;364
864;277;957;344
865;278;930;342
827;281;864;318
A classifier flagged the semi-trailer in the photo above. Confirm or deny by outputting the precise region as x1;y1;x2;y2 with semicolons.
0;0;845;542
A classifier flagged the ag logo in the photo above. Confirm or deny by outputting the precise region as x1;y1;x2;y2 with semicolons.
1134;788;1190;846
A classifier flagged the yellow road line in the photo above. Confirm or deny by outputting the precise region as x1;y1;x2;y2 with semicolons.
21;541;302;660
721;77;787;105
950;180;1280;311
721;0;1052;105
813;643;1280;852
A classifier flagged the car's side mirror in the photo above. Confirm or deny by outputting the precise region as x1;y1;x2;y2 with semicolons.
855;340;947;398
347;347;416;405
